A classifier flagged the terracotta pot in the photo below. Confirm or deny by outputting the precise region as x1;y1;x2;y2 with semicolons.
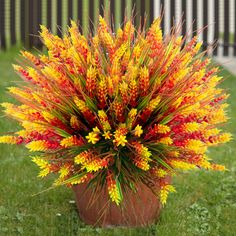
73;181;164;227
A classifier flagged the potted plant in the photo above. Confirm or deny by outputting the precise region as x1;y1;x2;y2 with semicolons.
0;16;231;227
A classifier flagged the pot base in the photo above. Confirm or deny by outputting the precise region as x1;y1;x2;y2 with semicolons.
73;182;161;227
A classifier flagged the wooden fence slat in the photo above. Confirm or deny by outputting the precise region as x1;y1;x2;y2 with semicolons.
113;0;120;30
88;0;94;33
203;0;208;51
134;0;141;29
99;0;104;16
145;0;150;26
93;0;99;31
223;0;229;56
25;0;30;48
51;0;57;34
29;0;34;48
234;0;236;56
36;0;42;48
47;0;52;30
120;0;125;26
126;0;132;20
41;0;47;27
82;0;89;35
0;0;6;50
140;0;145;29
192;0;197;37
10;0;16;45
110;0;115;30
20;0;25;47
5;0;11;48
61;0;68;33
57;0;62;37
150;0;154;25
68;0;73;24
104;0;109;18
15;0;21;45
160;0;164;34
213;0;219;56
170;0;176;28
132;0;136;27
28;0;42;49
78;0;83;31
72;0;78;21
182;0;186;37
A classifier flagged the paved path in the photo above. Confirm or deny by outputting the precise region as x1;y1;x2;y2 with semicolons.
214;57;236;75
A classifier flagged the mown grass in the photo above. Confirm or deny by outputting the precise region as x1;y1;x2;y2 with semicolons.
0;47;235;236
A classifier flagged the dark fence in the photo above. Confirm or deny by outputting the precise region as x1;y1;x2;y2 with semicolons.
0;0;235;57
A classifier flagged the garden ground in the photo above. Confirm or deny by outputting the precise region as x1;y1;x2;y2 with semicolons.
0;47;235;236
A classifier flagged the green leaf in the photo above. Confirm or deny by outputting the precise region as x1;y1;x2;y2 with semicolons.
150;73;165;86
84;94;98;112
55;128;71;138
157;158;173;170
59;172;88;185
116;178;123;202
129;181;137;192
77;75;86;87
160;114;173;125
137;93;152;111
115;156;122;173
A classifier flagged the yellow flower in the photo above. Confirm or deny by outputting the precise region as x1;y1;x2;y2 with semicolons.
42;111;55;122
98;110;111;131
57;165;70;179
74;97;88;113
160;185;176;205
74;151;91;165
133;125;143;137
154;124;170;134
0;135;19;144
170;160;196;170
32;157;51;177
155;168;168;178
92;126;100;133
103;131;112;140
185;139;206;154
114;134;127;147
70;115;80;129
60;136;82;147
107;174;122;205
147;96;161;111
181;122;200;133
133;155;150;171
26;140;49;152
69;174;90;185
8;87;32;100
126;108;137;130
60;137;72;147
86;131;100;144
159;137;173;145
211;164;227;171
208;132;232;145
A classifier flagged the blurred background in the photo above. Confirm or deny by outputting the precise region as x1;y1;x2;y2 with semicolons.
1;0;236;71
0;1;235;235
0;0;236;56
0;0;235;56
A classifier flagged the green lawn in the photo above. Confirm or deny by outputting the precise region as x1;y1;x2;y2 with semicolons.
0;47;235;236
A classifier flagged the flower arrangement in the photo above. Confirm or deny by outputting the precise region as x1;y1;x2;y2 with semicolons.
0;16;231;206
